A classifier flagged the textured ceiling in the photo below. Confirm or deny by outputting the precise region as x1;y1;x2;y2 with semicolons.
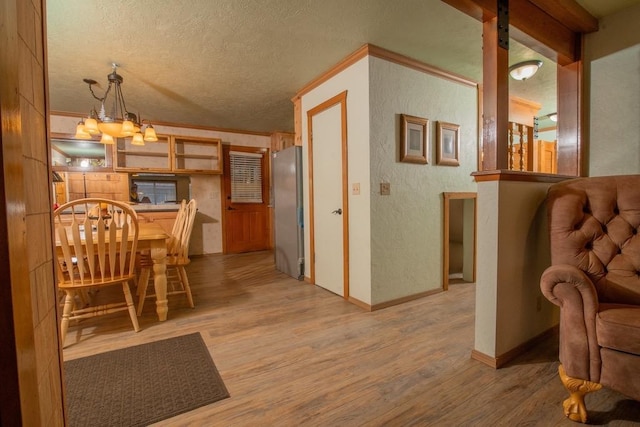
46;0;639;134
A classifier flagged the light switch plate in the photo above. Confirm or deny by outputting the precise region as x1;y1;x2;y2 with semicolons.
380;182;391;195
352;183;360;195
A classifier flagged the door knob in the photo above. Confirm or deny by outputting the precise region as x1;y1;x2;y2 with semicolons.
332;208;342;215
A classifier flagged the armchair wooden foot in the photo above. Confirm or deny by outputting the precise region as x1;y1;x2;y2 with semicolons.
558;364;602;423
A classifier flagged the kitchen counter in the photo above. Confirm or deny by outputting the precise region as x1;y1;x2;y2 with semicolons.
130;203;181;212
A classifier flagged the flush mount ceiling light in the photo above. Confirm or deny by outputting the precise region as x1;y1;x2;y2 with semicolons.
75;63;157;145
509;60;543;81
548;112;558;122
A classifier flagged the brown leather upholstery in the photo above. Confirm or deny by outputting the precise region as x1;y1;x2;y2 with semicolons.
540;175;640;420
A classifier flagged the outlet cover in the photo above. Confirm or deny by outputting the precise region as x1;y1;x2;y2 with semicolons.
380;182;391;195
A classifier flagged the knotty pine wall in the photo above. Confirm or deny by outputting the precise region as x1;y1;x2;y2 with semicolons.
0;0;65;424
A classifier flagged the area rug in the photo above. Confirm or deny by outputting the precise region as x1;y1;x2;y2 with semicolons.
64;332;229;427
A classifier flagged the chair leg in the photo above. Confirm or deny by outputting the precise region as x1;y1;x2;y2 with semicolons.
122;281;141;332
136;267;151;316
60;290;75;346
558;364;602;423
177;266;195;308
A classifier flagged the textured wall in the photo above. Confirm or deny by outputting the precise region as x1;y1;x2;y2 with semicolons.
369;57;478;304
586;3;640;176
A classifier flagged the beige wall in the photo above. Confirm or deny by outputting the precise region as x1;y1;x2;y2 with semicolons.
474;178;559;359
369;57;478;304
585;3;640;176
1;0;65;424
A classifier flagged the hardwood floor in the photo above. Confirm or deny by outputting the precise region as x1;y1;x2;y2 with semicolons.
62;251;640;426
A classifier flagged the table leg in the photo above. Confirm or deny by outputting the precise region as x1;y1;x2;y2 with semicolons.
150;239;168;321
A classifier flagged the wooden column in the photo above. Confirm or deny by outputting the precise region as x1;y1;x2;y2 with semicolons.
482;13;510;170
557;59;583;176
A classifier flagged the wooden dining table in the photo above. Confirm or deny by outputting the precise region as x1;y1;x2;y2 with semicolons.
55;221;171;322
136;222;171;321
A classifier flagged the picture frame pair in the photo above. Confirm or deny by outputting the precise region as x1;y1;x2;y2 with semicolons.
399;114;459;166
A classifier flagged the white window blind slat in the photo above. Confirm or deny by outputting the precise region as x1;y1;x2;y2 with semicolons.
230;152;263;203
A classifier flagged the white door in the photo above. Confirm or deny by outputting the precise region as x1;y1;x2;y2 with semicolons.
311;103;344;296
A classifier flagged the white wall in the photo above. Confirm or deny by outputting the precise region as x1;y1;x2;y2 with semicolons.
300;57;372;304
49;114;270;254
475;179;557;358
368;57;478;304
585;3;640;176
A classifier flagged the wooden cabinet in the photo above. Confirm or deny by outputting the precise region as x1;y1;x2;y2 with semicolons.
293;96;302;146
53;181;67;205
172;136;222;174
137;211;178;235
270;132;294;152
115;135;171;172
114;135;222;174
66;171;129;201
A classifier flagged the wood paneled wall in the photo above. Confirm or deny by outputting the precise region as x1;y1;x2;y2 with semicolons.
0;0;65;425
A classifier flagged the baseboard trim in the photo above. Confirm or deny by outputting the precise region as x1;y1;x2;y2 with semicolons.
371;288;443;311
471;349;498;368
471;325;559;369
348;296;371;311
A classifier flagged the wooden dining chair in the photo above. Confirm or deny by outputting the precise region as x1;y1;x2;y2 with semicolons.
54;198;141;346
137;199;197;315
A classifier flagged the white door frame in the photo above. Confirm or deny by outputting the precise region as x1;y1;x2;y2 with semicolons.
307;91;349;298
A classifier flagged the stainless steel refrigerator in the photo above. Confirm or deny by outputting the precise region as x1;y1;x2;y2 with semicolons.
272;146;304;280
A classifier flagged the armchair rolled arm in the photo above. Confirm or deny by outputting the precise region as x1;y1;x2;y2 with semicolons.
540;264;601;382
540;264;599;312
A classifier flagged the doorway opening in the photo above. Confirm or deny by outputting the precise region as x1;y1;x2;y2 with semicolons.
442;192;477;290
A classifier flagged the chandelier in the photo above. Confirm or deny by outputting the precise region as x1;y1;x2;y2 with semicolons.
74;63;157;145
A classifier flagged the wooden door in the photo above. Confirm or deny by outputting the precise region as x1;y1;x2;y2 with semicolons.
537;140;557;173
222;145;270;253
307;91;349;298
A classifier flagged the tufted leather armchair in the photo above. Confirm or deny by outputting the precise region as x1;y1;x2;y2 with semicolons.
540;175;640;422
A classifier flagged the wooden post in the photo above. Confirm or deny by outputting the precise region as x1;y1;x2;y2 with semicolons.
482;8;510;171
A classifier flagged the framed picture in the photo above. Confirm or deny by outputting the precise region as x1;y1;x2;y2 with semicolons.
436;121;460;166
400;114;429;164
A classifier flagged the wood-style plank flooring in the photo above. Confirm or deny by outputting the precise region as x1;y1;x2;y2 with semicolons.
62;251;640;426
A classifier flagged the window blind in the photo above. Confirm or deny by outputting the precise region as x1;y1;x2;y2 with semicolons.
230;151;263;203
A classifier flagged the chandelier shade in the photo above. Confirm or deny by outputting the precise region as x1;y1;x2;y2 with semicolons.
75;119;92;140
99;133;114;145
75;63;155;145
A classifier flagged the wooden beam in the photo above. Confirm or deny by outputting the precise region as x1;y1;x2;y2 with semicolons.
441;0;595;64
440;0;497;21
528;0;598;33
509;0;579;64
